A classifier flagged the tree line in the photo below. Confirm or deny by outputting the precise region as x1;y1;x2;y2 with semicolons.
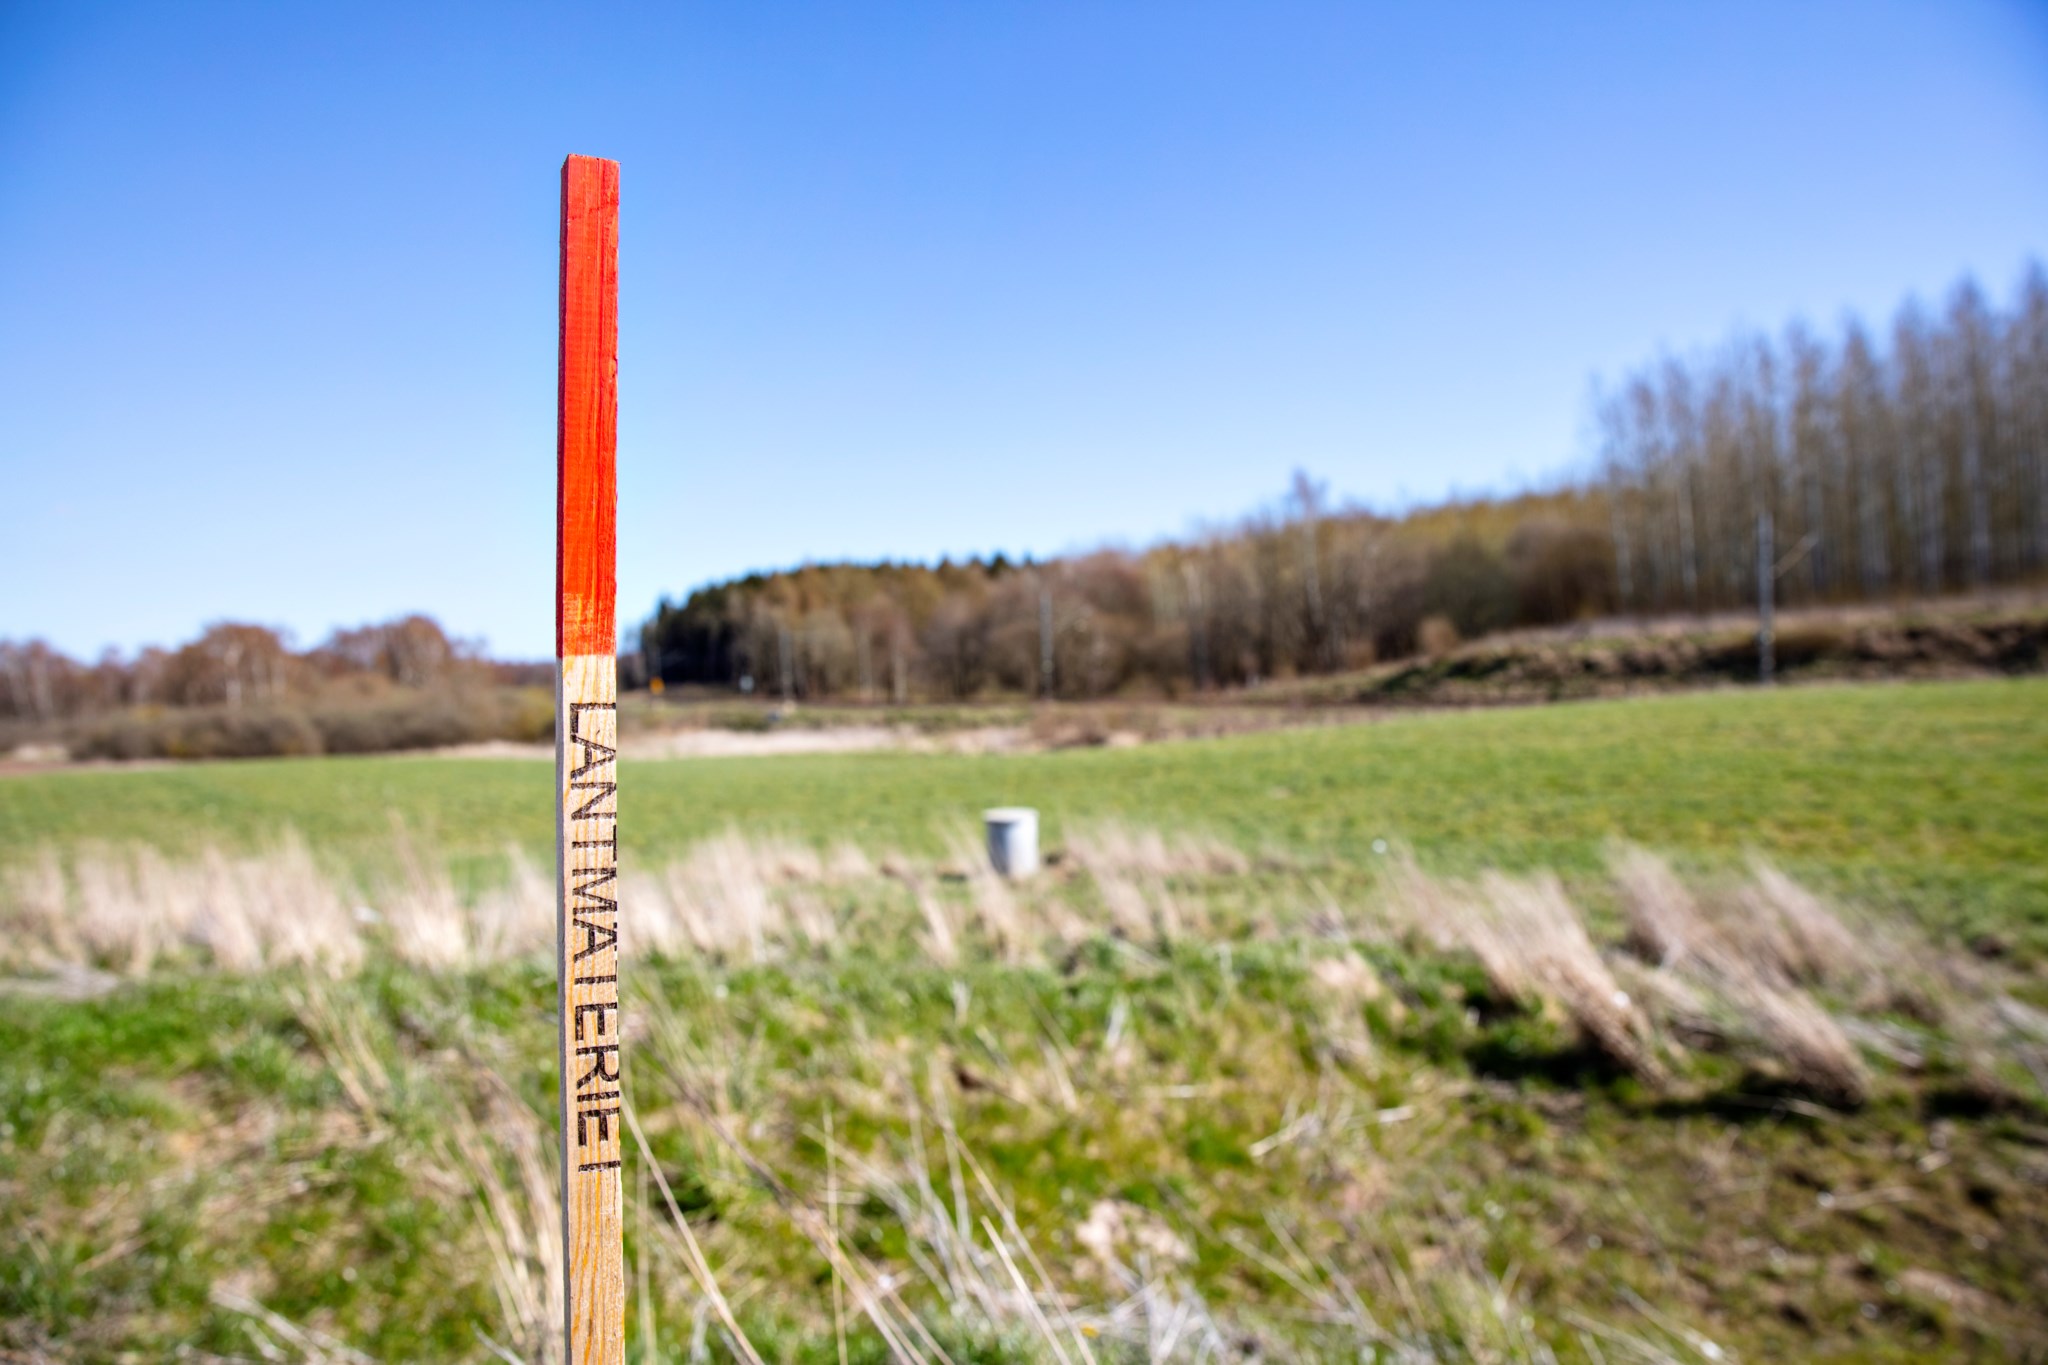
0;615;546;726
639;262;2047;702
1599;264;2048;616
636;479;1615;701
0;617;553;758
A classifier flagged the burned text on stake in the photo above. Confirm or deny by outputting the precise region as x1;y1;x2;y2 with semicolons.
565;695;620;1173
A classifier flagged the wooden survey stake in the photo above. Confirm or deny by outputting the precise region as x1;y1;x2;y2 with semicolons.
556;152;623;1365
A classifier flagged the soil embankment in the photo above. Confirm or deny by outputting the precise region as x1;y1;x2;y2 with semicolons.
1334;604;2047;708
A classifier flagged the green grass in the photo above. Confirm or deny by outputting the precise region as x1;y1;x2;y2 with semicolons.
6;679;2044;947
4;679;2048;1360
5;934;2045;1360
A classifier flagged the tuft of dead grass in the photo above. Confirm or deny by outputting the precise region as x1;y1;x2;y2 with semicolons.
4;835;363;975
1063;820;1235;948
446;1075;568;1365
942;825;1026;960
1384;857;1665;1083
1612;847;1870;1106
1064;820;1248;880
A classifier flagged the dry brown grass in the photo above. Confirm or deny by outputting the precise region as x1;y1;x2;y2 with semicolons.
632;997;1267;1365
1611;847;1870;1106
0;818;1279;983
2;835;363;974
1063;820;1243;949
1740;859;1870;986
643;830;790;961
624;982;1632;1365
447;1075;566;1365
0;833;562;976
12;820;1923;1360
1384;857;1665;1084
1063;820;1249;880
280;975;576;1363
942;826;1027;960
1;827;2006;1123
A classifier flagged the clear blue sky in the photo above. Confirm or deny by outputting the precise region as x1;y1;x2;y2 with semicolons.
4;2;2045;660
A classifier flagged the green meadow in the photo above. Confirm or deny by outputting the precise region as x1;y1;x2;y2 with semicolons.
4;679;2047;1361
6;679;2044;945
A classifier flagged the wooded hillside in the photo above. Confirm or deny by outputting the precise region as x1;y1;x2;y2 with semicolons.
0;617;551;758
641;264;2048;700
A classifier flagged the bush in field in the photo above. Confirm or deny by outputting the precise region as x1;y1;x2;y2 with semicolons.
75;705;324;760
310;687;552;753
69;686;552;760
310;696;480;754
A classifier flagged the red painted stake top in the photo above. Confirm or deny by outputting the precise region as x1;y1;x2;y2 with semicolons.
557;154;620;658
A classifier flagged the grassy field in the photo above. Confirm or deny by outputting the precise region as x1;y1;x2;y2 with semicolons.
3;679;2046;1362
5;679;2044;947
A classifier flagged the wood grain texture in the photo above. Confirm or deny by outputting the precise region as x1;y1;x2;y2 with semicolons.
557;154;619;659
557;151;623;1365
556;654;623;1364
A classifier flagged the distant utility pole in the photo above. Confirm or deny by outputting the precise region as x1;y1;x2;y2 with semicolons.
1757;505;1820;687
1038;585;1055;700
1756;506;1776;686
